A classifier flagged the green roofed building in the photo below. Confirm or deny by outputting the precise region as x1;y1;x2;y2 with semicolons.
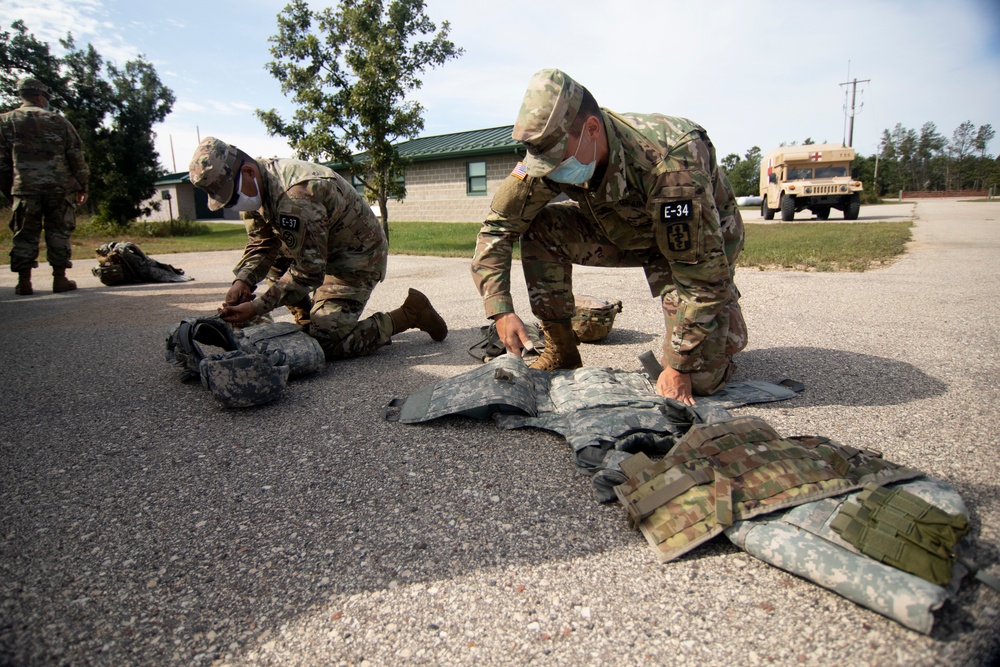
329;125;525;223
139;171;242;223
140;126;524;223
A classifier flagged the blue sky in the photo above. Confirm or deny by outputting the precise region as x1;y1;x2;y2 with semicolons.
3;0;999;172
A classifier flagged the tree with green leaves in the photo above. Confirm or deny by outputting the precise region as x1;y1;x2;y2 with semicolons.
973;124;995;189
720;146;761;197
0;21;174;225
91;59;175;225
257;0;462;237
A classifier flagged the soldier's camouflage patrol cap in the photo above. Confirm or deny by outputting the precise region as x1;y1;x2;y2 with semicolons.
16;77;51;98
512;68;586;178
188;136;241;211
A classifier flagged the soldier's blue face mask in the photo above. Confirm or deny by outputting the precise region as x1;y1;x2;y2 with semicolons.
547;129;597;185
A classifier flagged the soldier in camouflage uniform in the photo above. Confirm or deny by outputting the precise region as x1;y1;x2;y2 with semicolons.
188;137;447;360
0;77;89;295
471;69;747;405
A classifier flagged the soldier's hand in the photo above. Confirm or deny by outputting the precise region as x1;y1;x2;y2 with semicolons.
656;366;695;405
76;192;88;205
225;279;253;306
218;302;256;324
493;312;532;357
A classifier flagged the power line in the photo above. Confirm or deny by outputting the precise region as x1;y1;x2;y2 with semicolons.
840;74;870;147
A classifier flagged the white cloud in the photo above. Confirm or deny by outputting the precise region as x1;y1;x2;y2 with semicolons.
4;0;998;170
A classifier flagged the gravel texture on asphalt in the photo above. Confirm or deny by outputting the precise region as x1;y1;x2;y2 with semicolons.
1;200;998;666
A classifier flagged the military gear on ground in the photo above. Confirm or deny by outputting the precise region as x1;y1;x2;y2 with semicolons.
166;316;242;376
388;288;448;341
16;77;51;98
829;483;970;586
468;321;545;363
572;295;622;342
529;320;582;371
725;477;970;634
199;350;289;408
93;261;126;285
52;266;76;292
92;242;193;285
613;416;921;563
387;354;802;497
15;269;32;295
235;321;325;379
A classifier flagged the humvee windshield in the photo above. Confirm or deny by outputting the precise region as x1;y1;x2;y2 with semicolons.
815;166;847;178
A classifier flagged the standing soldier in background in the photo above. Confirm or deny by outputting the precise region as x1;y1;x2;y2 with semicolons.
472;69;747;405
188;136;448;360
0;77;89;295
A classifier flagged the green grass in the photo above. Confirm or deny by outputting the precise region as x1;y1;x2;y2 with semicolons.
0;212;249;261
740;221;912;271
388;221;484;257
0;210;911;272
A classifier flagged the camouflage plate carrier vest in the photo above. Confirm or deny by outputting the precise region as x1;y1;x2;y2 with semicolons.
613;416;921;563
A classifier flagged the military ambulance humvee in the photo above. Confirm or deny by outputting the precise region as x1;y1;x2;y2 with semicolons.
759;144;863;221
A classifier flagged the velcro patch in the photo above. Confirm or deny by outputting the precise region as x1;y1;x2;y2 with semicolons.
279;215;300;231
510;162;528;181
665;221;692;253
660;200;694;223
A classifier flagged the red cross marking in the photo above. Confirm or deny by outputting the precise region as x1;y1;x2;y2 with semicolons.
810;152;822;162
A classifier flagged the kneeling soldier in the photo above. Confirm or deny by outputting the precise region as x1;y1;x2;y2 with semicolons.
189;137;447;360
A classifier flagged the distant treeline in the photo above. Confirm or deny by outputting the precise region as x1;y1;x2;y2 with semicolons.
722;121;997;198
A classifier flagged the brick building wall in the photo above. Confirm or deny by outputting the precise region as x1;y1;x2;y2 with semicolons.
339;153;524;223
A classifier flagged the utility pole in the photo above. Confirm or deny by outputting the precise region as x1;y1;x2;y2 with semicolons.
839;67;870;147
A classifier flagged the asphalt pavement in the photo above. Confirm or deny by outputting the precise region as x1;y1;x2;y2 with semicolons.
1;199;998;666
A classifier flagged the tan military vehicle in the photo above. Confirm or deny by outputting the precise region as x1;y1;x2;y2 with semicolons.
759;144;863;221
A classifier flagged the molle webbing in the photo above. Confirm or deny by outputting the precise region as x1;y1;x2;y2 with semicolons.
830;484;970;586
614;416;921;563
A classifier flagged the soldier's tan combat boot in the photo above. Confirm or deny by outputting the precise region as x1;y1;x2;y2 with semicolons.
15;269;33;296
52;267;77;293
388;288;448;341
529;320;582;371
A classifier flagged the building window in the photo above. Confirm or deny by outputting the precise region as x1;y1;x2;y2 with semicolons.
467;161;487;196
352;172;405;195
351;174;366;196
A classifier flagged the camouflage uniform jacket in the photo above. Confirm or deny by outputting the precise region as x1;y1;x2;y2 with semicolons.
233;159;388;316
0;101;89;197
473;110;744;371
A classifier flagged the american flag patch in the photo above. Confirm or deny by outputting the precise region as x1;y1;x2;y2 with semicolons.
510;162;528;180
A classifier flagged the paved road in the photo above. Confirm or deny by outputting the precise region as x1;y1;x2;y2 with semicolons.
1;200;998;666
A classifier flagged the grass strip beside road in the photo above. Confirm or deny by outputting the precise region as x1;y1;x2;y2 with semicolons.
0;217;912;272
742;221;912;271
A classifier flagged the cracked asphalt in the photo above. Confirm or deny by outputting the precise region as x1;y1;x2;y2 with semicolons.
1;199;998;666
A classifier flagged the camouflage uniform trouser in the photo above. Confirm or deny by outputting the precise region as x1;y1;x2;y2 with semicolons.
521;200;747;396
267;256;393;361
308;275;394;361
8;192;76;272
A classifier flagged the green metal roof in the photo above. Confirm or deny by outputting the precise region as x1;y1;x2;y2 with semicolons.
328;125;523;169
155;172;191;185
395;125;521;161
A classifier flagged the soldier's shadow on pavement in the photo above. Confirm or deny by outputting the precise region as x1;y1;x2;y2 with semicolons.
733;346;948;407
